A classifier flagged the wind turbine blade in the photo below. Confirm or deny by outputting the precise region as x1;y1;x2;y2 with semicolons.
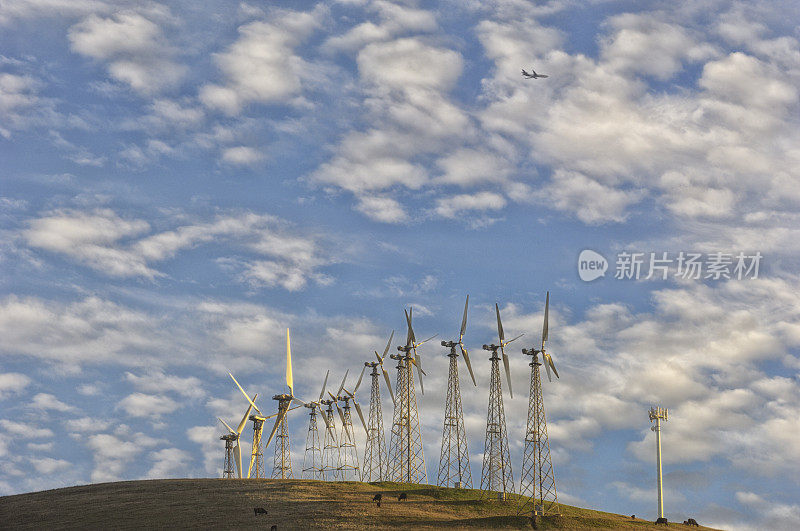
318;406;336;438
460;345;477;387
228;372;263;416
496;303;505;342
353;401;367;434
382;330;394;358
416;334;438;347
375;350;382;363
504;333;524;346
382;368;395;405
409;358;424;394
236;395;256;434
404;309;414;346
218;417;236;435
286;328;293;395
335;402;346;428
542;291;549;349
248;442;257;478
291;397;308;408
502;349;513;399
337;370;348;396
355;365;367;393
318;370;329;402
459;295;469;342
234;441;242;479
545;352;559;380
264;408;287;449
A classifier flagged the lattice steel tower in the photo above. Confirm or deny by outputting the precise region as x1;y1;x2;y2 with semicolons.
519;292;561;520
333;392;361;480
248;415;265;478
302;371;330;480
270;395;293;479
320;398;341;480
221;434;235;478
480;303;520;498
388;309;432;484
437;295;477;489
361;332;395;481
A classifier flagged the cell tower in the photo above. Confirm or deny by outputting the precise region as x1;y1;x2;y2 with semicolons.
649;406;669;521
302;371;331;480
519;292;561;521
480;303;520;498
388;309;434;484
320;396;341;479
218;393;257;479
361;332;396;482
437;295;477;489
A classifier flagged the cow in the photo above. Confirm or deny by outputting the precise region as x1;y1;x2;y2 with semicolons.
656;517;669;525
687;518;699;526
398;492;407;501
254;507;267;516
631;515;636;519
373;493;382;502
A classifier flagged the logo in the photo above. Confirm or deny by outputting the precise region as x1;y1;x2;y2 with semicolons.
578;249;608;282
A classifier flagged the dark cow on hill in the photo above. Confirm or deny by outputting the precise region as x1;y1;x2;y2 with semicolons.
398;492;407;501
656;517;669;525
254;507;267;516
685;518;699;526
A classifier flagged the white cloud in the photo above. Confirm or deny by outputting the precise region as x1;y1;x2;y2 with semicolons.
325;1;437;51
30;393;77;412
0;419;54;438
0;373;31;399
354;195;408;224
85;430;157;482
0;0;109;25
737;491;800;531
434;191;506;219
124;371;205;399
117;393;178;418
200;9;322;114
64;417;110;433
146;447;191;479
221;146;264;166
543;170;643;224
30;457;71;475
68;10;185;95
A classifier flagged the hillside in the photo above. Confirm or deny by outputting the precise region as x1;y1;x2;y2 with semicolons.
0;479;720;530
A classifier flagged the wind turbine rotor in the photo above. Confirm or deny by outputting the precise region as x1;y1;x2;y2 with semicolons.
355;365;367;393
286;328;294;395
459;344;477;386
236;393;257;434
337;370;349;396
382;330;394;359
459;295;469;343
344;388;368;433
264;406;288;449
329;391;347;427
542;291;549;350
218;417;236;435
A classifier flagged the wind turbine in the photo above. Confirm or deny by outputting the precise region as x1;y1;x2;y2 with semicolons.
519;291;561;520
329;370;364;480
362;331;395;481
480;302;522;498
437;295;476;488
218;394;257;479
301;370;337;479
387;308;434;483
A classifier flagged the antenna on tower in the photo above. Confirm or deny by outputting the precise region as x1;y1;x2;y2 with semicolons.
519;291;561;522
649;406;669;521
480;303;520;499
387;308;432;484
437;295;475;489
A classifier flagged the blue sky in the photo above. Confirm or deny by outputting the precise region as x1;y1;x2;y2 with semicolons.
2;0;799;528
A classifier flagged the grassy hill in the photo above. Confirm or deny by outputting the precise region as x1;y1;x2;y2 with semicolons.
0;479;720;530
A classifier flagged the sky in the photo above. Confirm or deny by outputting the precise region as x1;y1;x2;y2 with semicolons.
1;0;799;528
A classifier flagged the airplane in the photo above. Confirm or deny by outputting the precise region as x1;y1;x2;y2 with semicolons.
522;68;548;79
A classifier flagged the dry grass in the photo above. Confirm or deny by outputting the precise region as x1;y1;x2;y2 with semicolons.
0;479;721;530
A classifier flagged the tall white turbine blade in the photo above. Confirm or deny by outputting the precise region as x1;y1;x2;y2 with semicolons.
501;349;513;399
337;370;349;396
542;291;550;350
496;303;505;342
355;365;367;393
382;330;394;359
234;441;242;479
236;394;256;434
286;328;293;395
264;408;288;449
318;370;329;402
459;295;469;343
229;372;263;415
353;401;367;433
544;352;560;381
382;367;396;405
410;357;424;395
460;345;477;387
218;417;236;435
